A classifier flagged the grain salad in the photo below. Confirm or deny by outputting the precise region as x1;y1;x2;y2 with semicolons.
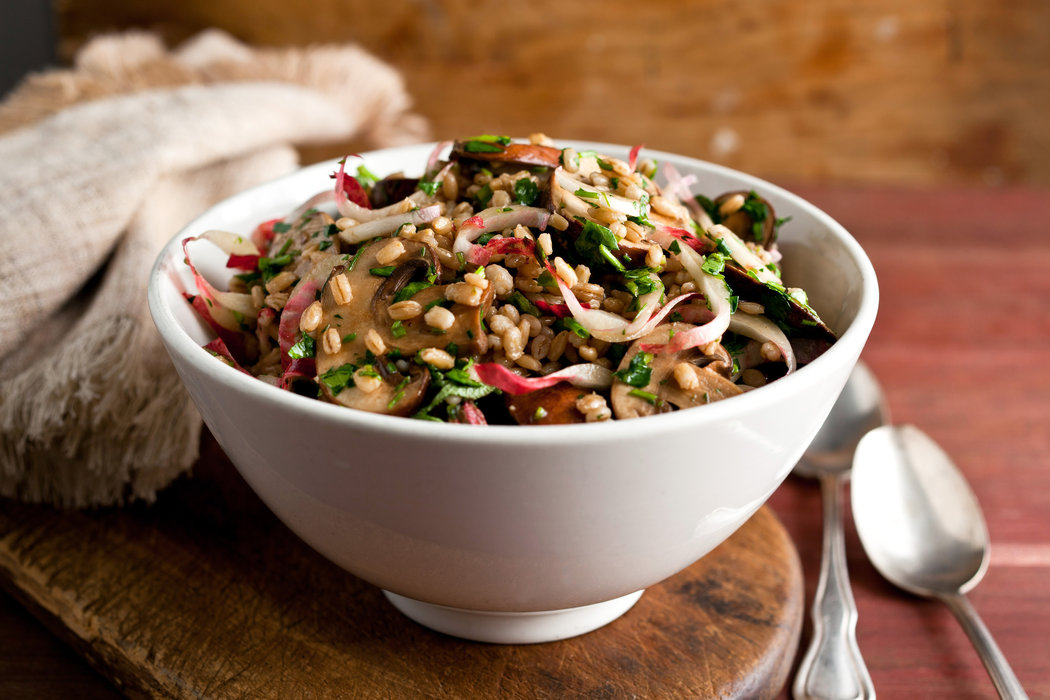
182;135;836;424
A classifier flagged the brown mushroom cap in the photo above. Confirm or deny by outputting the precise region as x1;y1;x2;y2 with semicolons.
319;359;431;417
714;190;777;250
506;384;588;425
450;140;562;170
722;265;836;343
610;323;742;419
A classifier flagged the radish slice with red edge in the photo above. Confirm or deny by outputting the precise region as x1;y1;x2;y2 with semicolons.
628;143;643;171
452;205;550;259
473;362;613;396
181;234;258;332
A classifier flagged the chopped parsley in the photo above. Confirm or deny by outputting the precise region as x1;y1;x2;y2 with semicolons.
507;290;541;317
272;222;291;234
555;317;590;339
628;388;660;405
700;252;728;277
514;177;539;206
287;332;315;359
355;164;379;189
393;280;433;303
464;134;511;153
319;363;355;395
474;184;493;207
370;265;396;277
614;351;654;387
391;320;407;338
574;219;625;272
418;178;440;196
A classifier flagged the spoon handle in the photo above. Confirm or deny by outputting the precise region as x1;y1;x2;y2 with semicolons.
793;473;875;700
940;593;1028;699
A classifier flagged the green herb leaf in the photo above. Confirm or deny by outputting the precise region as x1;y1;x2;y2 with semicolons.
393;280;433;303
555;317;590;339
474;183;493;207
319;363;355;395
391;320;407;338
701;252;727;277
272;222;291;234
370;265;396;277
507;290;541;317
513;177;539;206
614;351;654;387
628;388;660;404
287;332;315;360
355;164;379;189
574;219;624;272
418;179;440;196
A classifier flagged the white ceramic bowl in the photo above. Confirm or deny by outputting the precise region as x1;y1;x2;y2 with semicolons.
148;141;878;643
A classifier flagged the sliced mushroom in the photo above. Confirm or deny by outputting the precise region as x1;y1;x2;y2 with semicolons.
506;384;587;425
713;191;778;250
319;358;430;417
370;255;493;356
722;265;836;342
370;175;420;209
450;140;562;171
610;323;742;419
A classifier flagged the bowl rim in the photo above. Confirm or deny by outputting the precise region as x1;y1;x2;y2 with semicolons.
148;140;879;447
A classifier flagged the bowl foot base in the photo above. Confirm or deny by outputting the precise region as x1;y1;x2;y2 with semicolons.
382;589;644;644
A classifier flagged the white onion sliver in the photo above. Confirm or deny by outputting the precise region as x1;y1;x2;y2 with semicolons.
182;237;257;331
553;168;645;218
283;190;336;226
708;224;780;285
337;189;429;222
196;229;261;256
339;205;441;244
426;140;452;175
728;313;797;374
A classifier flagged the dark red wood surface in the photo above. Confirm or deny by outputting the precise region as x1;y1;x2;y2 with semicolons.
2;184;1049;698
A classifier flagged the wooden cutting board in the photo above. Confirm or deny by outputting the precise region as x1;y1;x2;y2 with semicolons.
0;433;803;699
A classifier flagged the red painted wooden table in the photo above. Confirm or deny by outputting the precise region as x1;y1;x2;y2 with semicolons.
2;184;1048;698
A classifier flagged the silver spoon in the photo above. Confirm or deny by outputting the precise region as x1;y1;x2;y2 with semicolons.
792;362;886;700
851;425;1028;699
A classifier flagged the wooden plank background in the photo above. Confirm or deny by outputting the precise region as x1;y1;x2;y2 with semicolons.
55;0;1050;187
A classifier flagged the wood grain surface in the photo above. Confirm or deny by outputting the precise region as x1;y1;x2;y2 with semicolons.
55;0;1050;187
0;435;802;700
2;184;1049;698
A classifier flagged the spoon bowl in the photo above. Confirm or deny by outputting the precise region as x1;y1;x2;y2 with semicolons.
852;425;1028;699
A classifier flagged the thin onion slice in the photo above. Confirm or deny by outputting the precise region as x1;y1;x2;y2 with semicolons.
425;141;453;177
552;168;647;219
473;362;613;396
338;205;441;244
641;240;732;354
707;223;781;286
546;261;696;343
728;312;797;374
181;234;258;332
661;162;713;228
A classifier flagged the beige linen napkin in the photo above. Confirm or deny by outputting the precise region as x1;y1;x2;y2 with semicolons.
0;30;428;507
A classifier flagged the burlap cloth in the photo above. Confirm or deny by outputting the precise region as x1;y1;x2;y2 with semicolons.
0;29;429;507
